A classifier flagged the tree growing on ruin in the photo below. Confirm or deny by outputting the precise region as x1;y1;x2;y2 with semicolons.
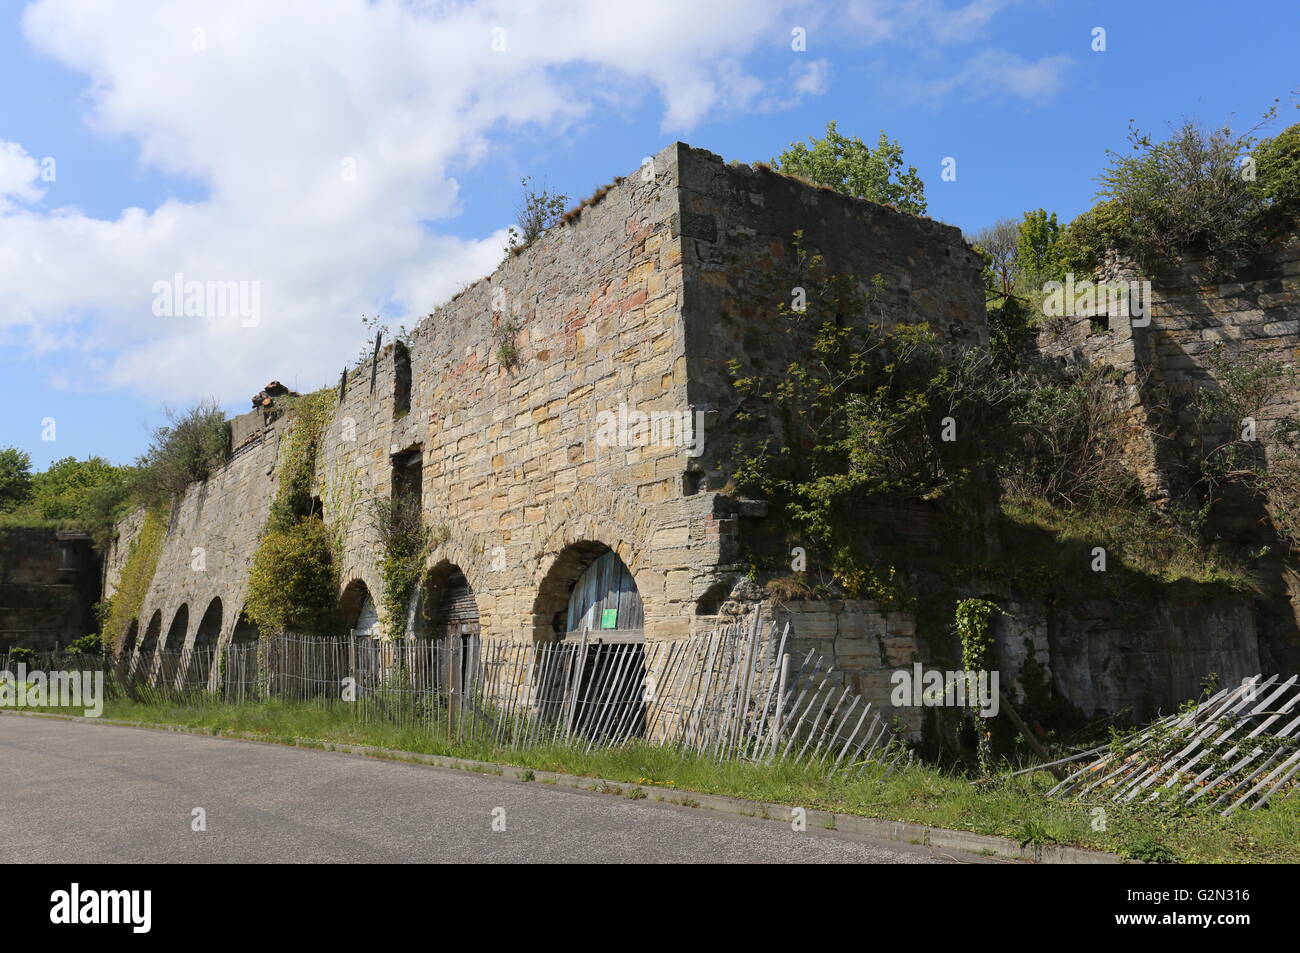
772;121;927;215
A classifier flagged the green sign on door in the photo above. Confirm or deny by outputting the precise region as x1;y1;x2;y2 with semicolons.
600;608;619;629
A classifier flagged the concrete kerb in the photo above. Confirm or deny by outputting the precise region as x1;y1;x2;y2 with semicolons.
1;709;1131;864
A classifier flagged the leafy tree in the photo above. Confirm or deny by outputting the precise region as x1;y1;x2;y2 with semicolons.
969;218;1020;296
772;121;927;215
30;456;124;520
1253;121;1300;223
1016;209;1063;284
0;447;33;512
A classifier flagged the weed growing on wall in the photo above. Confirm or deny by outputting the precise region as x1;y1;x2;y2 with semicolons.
955;598;999;776
101;504;168;650
369;495;430;636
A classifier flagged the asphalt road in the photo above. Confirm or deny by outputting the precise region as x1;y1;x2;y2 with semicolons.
0;715;975;864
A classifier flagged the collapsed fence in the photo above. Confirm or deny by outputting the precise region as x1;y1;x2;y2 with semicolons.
1048;674;1300;815
0;614;903;775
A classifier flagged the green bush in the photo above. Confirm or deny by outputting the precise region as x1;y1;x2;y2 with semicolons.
67;633;104;656
135;400;231;509
1254;122;1300;223
244;516;339;635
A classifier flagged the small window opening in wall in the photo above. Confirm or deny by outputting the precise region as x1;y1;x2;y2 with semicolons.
391;445;423;519
1088;314;1110;336
393;341;412;419
683;470;704;496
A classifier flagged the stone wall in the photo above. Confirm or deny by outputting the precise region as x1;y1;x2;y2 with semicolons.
1037;236;1300;672
102;139;1288;739
0;529;100;653
105;141;985;671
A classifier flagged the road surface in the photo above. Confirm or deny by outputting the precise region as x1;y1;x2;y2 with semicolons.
0;715;978;864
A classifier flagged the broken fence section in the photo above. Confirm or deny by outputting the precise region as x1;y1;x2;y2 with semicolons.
1048;674;1300;815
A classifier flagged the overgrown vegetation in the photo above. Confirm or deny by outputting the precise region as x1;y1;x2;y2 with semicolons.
772;121;927;215
99;505;168;651
244;390;339;636
1013;114;1300;282
727;232;1013;603
1193;344;1300;548
134;400;231;510
369;494;430;635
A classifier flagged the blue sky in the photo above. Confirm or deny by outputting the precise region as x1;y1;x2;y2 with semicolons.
1;0;1297;469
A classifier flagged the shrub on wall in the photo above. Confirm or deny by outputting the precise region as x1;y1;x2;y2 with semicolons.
369;495;429;636
266;390;332;532
1054;116;1300;277
243;389;339;636
243;516;339;635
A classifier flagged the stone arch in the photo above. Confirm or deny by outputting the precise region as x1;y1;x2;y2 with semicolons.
339;579;379;636
231;608;260;645
528;483;659;642
421;560;481;641
138;609;163;656
120;618;140;656
155;603;189;687
162;603;189;652
194;597;223;649
531;541;644;643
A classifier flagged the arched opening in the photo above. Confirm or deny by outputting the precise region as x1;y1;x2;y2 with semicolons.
138;610;163;657
231;609;260;644
157;604;189;686
184;598;223;690
120;618;140;656
420;563;481;709
223;608;261;701
163;604;189;651
340;580;378;636
531;543;646;739
194;598;223;649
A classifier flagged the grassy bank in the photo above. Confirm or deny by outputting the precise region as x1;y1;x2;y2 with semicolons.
24;697;1299;864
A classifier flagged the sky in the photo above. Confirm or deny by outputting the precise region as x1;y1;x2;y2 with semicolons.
1;0;1297;469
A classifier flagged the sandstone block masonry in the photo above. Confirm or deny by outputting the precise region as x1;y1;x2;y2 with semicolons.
102;142;983;736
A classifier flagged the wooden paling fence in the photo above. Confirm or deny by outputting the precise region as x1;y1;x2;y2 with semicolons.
4;613;903;775
1048;674;1300;815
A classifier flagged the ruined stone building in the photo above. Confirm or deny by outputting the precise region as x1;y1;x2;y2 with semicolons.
100;141;1300;733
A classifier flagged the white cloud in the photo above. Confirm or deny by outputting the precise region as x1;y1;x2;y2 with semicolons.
2;0;816;403
0;141;45;208
929;50;1073;102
